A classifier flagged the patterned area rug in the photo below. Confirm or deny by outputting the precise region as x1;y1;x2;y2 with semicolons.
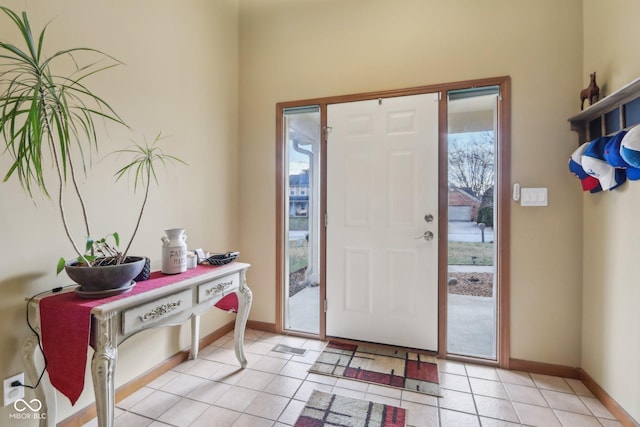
309;341;440;396
295;390;406;427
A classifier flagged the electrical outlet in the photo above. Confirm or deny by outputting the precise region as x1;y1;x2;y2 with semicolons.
3;373;24;407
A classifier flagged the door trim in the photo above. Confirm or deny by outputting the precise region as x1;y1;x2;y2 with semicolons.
275;75;511;367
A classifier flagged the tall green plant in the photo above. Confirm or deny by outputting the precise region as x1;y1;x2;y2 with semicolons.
0;7;125;264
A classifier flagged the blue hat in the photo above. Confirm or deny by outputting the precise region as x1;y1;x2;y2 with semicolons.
604;130;640;180
582;136;627;191
621;125;640;168
569;142;602;191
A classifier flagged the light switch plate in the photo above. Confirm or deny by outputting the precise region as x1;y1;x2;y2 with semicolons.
520;187;548;206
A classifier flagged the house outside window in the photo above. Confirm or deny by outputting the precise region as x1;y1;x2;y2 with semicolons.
289;170;310;217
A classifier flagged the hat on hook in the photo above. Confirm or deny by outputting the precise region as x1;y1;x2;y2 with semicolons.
569;142;601;192
582;136;626;191
603;130;640;180
620;125;640;168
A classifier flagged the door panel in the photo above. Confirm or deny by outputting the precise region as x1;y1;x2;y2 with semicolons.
344;247;372;312
326;93;439;351
388;151;416;226
344;152;372;226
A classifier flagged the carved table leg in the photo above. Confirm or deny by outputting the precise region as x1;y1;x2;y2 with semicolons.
234;271;253;368
190;315;201;359
92;313;117;427
22;317;56;427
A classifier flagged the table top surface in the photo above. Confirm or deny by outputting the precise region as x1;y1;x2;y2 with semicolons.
29;262;250;315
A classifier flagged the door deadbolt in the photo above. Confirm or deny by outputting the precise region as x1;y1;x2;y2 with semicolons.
424;214;433;223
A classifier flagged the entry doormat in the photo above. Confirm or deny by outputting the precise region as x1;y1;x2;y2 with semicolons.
309;341;440;397
294;390;406;427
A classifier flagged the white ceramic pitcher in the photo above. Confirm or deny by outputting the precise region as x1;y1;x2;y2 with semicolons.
161;228;187;274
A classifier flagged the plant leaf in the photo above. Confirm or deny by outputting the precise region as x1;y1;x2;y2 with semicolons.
56;257;66;275
85;237;94;253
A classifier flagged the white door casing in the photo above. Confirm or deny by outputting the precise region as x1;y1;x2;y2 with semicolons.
326;93;440;351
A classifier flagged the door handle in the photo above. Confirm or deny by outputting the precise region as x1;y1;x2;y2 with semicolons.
414;231;434;241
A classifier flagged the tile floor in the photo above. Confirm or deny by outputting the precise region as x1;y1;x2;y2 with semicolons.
83;329;622;427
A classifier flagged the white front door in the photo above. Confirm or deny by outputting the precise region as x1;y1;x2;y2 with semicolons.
326;93;440;351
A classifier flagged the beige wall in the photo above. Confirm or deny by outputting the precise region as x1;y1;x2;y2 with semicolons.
0;0;239;423
239;0;584;365
582;0;640;421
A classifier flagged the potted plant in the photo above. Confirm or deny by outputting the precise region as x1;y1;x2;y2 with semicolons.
0;8;184;294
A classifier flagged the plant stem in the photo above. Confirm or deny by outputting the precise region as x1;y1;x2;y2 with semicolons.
68;147;92;246
40;88;89;265
121;163;150;261
52;135;89;265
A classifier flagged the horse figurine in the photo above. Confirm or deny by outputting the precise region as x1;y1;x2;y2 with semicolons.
580;72;600;110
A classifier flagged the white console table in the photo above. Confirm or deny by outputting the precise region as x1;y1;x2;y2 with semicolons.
22;262;252;427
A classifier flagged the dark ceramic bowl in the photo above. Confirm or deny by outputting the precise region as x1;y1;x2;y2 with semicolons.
65;256;145;291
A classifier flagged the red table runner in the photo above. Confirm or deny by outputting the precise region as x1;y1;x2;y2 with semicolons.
39;264;239;405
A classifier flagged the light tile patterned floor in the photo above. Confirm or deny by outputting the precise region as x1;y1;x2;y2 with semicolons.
82;330;622;427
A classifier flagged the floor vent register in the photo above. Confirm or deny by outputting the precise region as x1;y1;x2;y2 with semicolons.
271;344;308;356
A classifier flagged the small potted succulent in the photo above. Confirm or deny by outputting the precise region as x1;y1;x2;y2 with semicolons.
0;7;184;294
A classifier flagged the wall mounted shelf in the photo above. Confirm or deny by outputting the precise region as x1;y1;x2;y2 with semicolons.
569;77;640;144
